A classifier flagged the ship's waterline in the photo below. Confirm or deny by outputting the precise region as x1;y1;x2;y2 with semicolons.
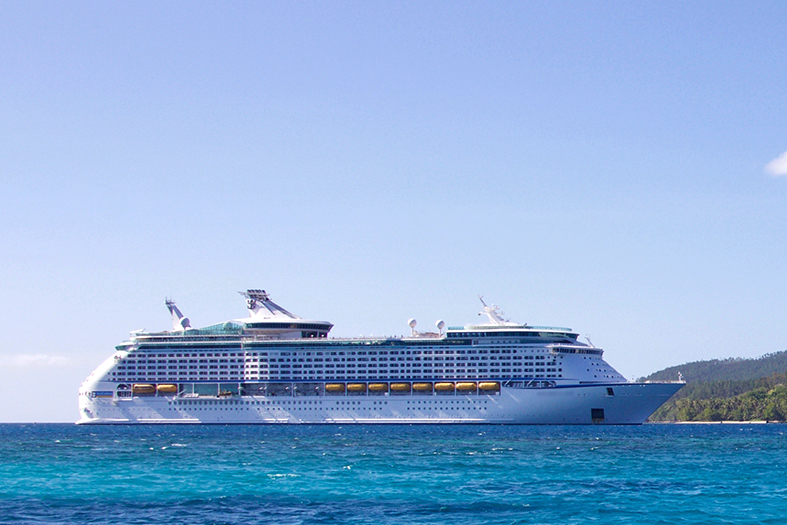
78;290;682;424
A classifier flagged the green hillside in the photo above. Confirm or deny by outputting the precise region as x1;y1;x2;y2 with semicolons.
641;350;787;383
643;350;787;422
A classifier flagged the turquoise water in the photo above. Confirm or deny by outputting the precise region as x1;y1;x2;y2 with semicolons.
1;424;786;524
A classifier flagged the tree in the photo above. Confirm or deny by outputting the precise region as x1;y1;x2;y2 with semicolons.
763;403;783;421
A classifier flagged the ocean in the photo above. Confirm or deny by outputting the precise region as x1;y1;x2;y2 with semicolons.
0;423;785;524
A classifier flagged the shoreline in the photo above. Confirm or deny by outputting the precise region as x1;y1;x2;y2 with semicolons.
649;420;784;425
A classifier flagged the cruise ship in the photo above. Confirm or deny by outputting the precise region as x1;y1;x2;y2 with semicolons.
77;290;682;425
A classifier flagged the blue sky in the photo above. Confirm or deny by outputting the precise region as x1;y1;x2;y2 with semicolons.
1;1;786;422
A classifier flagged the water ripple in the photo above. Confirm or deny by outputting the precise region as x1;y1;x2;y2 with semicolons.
1;424;786;524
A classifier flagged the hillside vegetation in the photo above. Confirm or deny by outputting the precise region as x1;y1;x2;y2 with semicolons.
643;350;787;422
641;350;787;383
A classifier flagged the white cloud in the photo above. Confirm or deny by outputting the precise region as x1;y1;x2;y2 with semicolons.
0;354;70;368
765;151;787;177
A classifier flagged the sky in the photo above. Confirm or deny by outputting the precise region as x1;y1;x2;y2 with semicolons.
1;1;786;422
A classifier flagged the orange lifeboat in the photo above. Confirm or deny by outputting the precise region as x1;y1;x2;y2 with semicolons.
132;384;155;394
455;382;477;392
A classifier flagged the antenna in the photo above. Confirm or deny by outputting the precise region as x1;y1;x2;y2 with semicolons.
585;335;594;348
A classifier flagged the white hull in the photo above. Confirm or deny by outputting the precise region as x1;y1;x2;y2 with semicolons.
78;382;682;425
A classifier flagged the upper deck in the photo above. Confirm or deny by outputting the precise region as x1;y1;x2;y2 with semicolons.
123;291;596;357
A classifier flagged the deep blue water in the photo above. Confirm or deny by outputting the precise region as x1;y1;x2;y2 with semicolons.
1;423;786;524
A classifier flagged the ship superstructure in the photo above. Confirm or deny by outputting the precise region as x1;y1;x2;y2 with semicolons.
77;290;682;424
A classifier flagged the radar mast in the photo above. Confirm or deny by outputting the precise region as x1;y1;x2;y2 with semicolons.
239;289;301;319
165;299;191;331
478;296;519;326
